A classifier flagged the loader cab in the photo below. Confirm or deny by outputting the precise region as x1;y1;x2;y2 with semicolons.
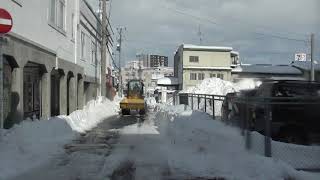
127;80;144;98
120;80;146;115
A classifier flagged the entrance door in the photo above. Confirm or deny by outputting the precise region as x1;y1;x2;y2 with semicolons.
51;70;60;116
23;63;41;119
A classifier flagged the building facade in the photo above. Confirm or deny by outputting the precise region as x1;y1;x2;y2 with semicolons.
1;0;112;128
174;44;236;90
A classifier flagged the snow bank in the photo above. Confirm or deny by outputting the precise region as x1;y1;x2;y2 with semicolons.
181;78;260;116
62;97;120;133
0;97;120;179
99;105;318;179
154;106;318;179
250;132;320;169
145;97;157;110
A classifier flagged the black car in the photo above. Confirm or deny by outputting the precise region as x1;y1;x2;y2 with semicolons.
222;80;320;145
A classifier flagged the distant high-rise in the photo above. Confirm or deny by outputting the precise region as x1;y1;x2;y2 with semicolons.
149;55;168;67
136;54;168;68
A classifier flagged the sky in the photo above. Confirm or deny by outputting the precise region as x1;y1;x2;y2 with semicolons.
88;0;320;67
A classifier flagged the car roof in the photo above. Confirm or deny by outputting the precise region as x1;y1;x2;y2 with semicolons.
262;80;320;85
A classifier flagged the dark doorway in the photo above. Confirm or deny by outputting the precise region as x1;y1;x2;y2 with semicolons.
51;69;60;116
23;62;41;119
67;72;74;115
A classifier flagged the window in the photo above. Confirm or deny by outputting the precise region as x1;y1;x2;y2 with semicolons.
91;40;96;64
71;14;75;39
217;73;224;80
210;73;216;78
81;32;85;59
198;73;205;80
49;0;65;31
190;73;197;80
57;0;65;29
49;0;56;24
189;56;199;63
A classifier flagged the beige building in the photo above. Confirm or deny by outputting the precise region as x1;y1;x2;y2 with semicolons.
174;44;238;90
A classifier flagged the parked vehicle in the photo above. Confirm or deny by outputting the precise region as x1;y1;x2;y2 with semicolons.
222;80;320;145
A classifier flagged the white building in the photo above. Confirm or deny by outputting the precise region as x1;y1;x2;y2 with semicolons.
1;0;112;128
121;61;174;94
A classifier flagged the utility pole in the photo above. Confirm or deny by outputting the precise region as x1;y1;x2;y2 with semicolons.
100;0;107;97
0;36;3;129
117;27;125;96
310;33;315;81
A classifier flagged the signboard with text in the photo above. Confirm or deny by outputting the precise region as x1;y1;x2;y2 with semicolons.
295;53;307;62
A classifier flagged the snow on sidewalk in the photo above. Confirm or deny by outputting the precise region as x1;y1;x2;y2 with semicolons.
0;96;120;180
100;104;319;180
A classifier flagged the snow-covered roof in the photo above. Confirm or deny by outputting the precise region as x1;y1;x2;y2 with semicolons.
183;44;233;52
231;51;239;56
184;66;232;70
291;61;320;71
232;64;302;75
157;77;179;85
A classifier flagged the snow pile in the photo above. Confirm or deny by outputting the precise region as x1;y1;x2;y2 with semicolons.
0;118;75;179
182;78;259;95
250;132;320;169
62;97;120;133
0;97;119;179
234;78;261;91
145;97;157;110
181;78;236;95
181;78;260;116
100;105;319;179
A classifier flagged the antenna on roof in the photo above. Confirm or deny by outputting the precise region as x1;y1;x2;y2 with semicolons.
197;25;202;45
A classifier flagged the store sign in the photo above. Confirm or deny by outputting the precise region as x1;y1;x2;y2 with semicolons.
295;53;307;61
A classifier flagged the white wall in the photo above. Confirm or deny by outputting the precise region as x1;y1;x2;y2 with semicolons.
3;0;76;62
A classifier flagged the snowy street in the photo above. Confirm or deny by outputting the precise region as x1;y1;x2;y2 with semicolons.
6;104;319;180
9;114;145;180
1;79;320;180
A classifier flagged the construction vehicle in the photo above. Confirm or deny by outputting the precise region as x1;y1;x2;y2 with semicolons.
120;79;146;115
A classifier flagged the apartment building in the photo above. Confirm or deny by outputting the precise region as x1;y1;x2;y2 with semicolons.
136;53;168;68
174;44;237;90
1;0;112;128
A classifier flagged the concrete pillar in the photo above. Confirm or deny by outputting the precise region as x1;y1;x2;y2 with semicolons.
162;88;167;103
77;77;84;109
59;75;67;115
69;76;77;114
11;67;24;122
41;72;51;119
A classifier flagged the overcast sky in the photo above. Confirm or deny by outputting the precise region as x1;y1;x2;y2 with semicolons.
88;0;320;66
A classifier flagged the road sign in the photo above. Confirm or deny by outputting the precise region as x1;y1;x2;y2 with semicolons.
0;8;13;34
295;53;307;61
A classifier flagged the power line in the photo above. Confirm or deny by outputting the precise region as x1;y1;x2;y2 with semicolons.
162;3;308;43
254;32;308;42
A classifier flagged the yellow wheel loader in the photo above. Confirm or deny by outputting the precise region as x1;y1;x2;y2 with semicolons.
120;79;146;115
